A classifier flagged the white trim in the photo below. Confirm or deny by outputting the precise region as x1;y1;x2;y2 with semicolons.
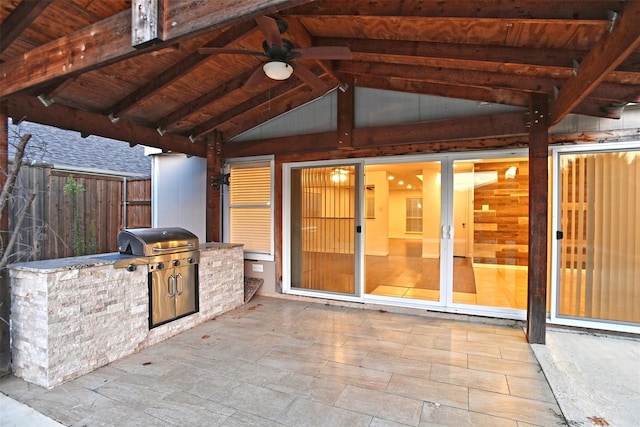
549;141;640;333
223;155;275;262
549;317;640;335
282;149;533;321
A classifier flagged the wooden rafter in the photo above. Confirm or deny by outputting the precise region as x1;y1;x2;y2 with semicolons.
336;61;563;95
0;0;313;97
190;75;316;139
157;69;258;132
285;0;616;20
0;0;53;54
6;95;203;157
221;88;328;141
549;0;640;124
317;37;640;79
106;20;258;119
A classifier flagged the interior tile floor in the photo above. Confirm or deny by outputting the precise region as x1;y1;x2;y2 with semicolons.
0;296;565;426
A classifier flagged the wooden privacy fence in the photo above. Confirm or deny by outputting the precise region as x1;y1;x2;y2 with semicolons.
8;163;151;263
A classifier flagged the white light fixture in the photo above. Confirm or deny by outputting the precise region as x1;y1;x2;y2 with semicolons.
505;166;518;180
331;168;348;183
263;61;293;80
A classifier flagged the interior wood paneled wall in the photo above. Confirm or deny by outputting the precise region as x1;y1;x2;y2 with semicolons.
473;160;529;266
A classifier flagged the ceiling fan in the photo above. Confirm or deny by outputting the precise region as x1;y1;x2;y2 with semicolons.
198;16;352;91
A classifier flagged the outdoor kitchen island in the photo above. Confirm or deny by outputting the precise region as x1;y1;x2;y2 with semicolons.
7;242;244;389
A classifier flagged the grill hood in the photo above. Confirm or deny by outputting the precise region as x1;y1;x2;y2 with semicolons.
117;227;199;257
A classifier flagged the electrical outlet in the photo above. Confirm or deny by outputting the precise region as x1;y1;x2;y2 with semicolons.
252;264;264;273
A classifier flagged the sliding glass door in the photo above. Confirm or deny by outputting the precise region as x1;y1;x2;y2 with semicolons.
363;161;442;301
288;164;360;296
554;149;640;326
284;152;529;318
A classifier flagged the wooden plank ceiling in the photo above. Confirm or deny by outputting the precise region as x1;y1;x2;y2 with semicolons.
1;0;639;158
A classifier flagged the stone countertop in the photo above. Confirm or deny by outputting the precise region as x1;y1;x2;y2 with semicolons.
8;242;243;272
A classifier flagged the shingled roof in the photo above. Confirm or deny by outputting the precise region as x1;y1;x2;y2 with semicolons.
8;121;151;177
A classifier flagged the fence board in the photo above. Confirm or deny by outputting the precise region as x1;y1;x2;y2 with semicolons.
8;163;150;262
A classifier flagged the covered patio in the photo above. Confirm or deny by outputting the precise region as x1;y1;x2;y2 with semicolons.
1;296;561;426
1;295;638;426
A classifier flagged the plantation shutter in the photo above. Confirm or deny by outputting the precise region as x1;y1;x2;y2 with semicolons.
229;163;272;253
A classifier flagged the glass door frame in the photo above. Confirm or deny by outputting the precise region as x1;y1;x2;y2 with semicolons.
282;159;365;303
283;149;529;320
550;141;640;334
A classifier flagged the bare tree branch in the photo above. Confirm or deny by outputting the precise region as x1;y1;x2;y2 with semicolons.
0;134;31;218
0;192;36;268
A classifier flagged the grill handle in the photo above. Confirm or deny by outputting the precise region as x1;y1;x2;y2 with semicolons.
153;243;194;253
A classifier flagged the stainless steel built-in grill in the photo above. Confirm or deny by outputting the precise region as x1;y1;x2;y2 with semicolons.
116;227;200;328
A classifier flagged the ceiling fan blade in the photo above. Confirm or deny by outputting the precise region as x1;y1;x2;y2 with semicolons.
244;66;267;89
293;64;329;92
198;47;266;57
256;16;283;48
292;46;353;60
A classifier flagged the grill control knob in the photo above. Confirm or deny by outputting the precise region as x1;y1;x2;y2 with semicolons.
187;257;195;264
173;259;180;267
157;262;164;270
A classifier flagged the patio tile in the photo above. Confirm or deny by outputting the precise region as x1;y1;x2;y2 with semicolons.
468;388;563;426
0;296;571;427
317;361;392;390
386;373;469;410
335;385;423;426
401;344;468;368
267;372;346;405
419;402;518;426
429;363;510;393
359;353;433;379
302;342;368;365
467;354;544;380
277;396;372;426
218;382;295;420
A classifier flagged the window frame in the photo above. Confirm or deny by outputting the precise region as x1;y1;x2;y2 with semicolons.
223;156;275;261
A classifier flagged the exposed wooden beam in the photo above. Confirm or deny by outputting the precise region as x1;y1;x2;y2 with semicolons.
0;0;53;54
221;88;328;141
157;68;259;131
549;0;640;125
319;37;640;84
338;61;640;108
5;95;204;157
205;132;222;243
353;75;531;108
527;92;550;344
131;0;165;48
336;81;354;149
284;0;616;20
355;74;630;120
337;61;562;95
190;73;320;139
0;0;313;97
353;112;529;148
107;20;258;119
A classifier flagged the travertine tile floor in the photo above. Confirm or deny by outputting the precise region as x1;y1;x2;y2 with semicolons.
0;296;565;426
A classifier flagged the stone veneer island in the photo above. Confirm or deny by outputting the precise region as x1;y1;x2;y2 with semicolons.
8;243;244;388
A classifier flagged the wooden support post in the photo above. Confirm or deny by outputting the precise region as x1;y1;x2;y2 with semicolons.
0;109;10;375
337;81;354;150
527;93;550;344
132;0;165;48
205;133;222;243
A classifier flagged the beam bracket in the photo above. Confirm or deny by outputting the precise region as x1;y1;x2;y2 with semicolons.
210;173;230;188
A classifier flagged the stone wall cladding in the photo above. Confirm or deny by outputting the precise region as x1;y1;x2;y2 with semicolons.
9;244;243;388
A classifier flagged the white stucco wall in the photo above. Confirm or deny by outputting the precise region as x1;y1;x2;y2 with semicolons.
150;153;206;242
